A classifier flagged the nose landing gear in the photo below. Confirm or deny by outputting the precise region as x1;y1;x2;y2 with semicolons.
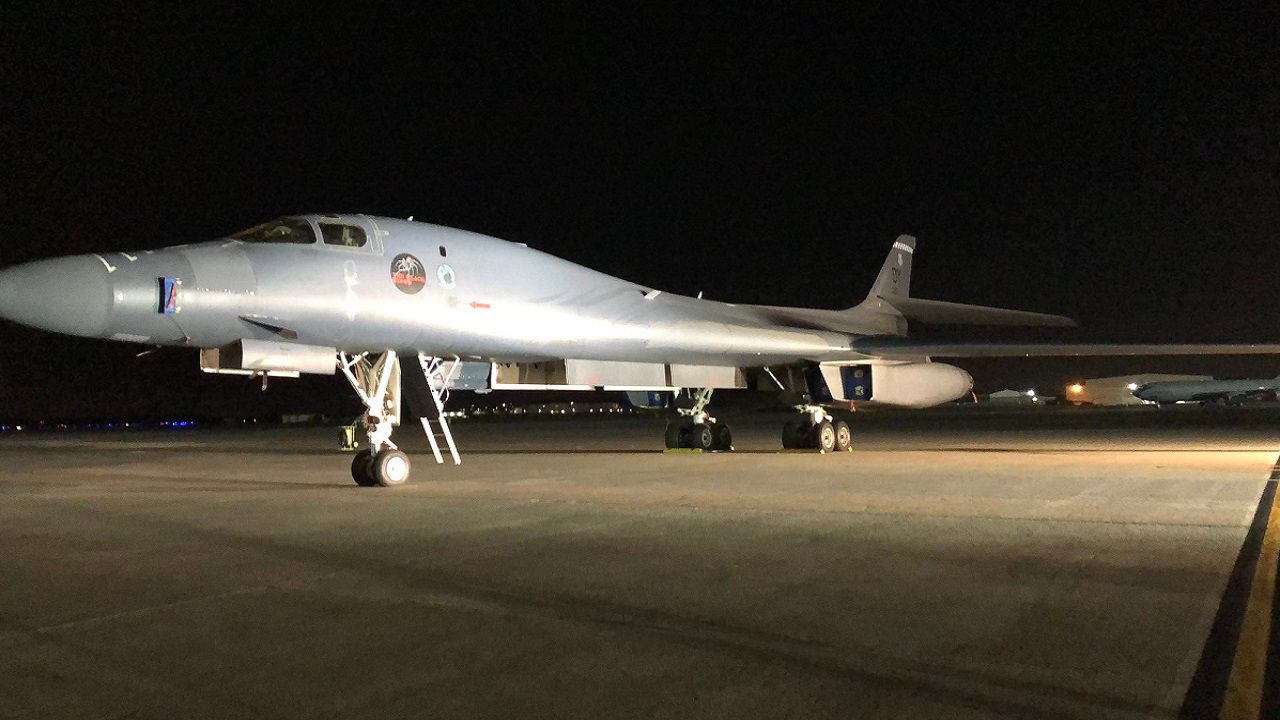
338;350;460;486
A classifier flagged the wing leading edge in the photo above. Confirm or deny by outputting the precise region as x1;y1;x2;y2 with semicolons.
875;296;1077;328
850;338;1280;359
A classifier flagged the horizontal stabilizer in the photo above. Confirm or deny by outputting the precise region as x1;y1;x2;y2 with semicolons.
851;339;1280;359
877;296;1077;328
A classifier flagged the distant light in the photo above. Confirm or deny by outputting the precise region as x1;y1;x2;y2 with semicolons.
1068;383;1084;394
1126;383;1139;391
1026;389;1036;397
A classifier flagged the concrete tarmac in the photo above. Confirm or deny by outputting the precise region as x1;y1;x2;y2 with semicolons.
1;407;1278;719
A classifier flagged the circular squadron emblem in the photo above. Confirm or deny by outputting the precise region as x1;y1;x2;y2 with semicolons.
436;263;456;289
390;253;426;294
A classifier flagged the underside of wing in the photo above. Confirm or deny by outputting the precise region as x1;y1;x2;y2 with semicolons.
851;338;1280;359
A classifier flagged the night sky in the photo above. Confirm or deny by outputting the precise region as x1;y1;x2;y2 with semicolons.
2;6;1278;420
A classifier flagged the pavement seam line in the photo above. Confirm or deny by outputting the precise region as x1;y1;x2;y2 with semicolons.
1179;473;1278;719
1220;465;1280;719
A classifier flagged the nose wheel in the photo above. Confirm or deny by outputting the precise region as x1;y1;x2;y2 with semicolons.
371;449;411;486
351;449;377;486
350;447;413;487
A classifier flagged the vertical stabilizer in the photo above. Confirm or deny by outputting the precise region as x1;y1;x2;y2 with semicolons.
865;235;915;301
850;234;1075;327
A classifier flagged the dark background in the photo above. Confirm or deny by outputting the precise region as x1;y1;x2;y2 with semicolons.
2;5;1277;420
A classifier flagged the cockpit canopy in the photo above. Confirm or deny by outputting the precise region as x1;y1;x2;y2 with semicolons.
233;216;368;248
234;217;315;244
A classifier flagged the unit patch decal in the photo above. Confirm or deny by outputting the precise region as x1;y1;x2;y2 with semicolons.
390;254;427;294
436;263;456;289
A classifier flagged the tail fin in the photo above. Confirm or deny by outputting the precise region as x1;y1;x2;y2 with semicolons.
865;235;915;301
855;234;1076;327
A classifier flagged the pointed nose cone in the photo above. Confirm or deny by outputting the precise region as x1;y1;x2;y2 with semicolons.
0;255;113;337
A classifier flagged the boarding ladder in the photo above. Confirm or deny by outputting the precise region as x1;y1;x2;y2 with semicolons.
416;353;462;465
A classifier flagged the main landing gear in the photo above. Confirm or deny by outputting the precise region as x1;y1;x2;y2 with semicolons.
781;405;852;453
338;350;461;487
664;388;733;451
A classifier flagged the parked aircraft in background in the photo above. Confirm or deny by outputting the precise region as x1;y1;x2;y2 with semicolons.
2;215;1277;485
1132;377;1280;406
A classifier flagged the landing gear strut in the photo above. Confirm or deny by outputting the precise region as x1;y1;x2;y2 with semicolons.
338;351;407;486
781;405;852;453
338;350;461;486
664;388;733;451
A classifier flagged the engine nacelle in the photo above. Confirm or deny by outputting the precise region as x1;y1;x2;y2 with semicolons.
819;362;973;408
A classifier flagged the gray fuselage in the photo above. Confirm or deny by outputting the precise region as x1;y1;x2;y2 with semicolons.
0;215;897;367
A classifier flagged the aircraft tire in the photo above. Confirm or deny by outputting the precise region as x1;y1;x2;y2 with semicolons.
781;420;805;449
814;421;837;453
690;424;715;451
712;423;733;451
351;449;377;487
833;421;851;452
373;449;411;487
665;421;685;449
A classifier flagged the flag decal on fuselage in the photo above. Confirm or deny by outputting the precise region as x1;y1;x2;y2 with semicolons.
158;277;178;314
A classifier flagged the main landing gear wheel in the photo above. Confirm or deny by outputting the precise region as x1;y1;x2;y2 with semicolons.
781;419;804;449
690;423;715;451
351;449;377;487
781;416;850;452
373;449;411;487
665;421;685;449
713;423;733;451
665;387;732;451
834;420;852;452
814;420;837;453
665;419;734;451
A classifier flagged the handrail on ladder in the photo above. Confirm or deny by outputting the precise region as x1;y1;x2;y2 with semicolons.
417;353;462;465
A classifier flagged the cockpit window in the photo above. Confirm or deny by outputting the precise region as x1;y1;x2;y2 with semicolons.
319;223;368;248
233;217;316;244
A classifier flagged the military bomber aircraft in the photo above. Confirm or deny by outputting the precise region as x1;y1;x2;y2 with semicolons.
1;215;1276;486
